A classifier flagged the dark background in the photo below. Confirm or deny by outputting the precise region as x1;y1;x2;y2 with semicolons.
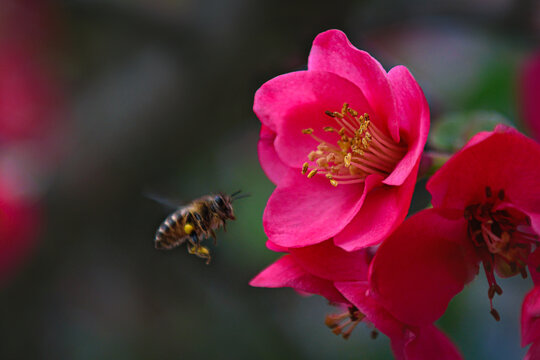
1;0;538;359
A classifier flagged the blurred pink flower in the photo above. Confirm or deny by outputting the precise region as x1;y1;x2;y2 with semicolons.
0;0;64;283
255;29;429;252
519;51;540;141
370;125;540;327
251;240;462;359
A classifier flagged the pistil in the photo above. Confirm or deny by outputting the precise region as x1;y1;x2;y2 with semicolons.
301;103;407;186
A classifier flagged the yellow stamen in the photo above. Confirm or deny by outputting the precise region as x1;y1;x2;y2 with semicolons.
302;162;309;174
302;128;314;134
307;169;318;178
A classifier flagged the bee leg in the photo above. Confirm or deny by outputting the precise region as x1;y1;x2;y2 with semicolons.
187;243;211;265
222;221;227;232
210;230;217;245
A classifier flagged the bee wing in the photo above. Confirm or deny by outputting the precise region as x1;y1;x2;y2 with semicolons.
144;192;184;211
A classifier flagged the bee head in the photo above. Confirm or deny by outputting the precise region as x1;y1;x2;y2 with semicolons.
213;194;235;220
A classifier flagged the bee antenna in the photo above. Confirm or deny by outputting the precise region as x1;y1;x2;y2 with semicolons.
232;193;250;201
230;190;242;197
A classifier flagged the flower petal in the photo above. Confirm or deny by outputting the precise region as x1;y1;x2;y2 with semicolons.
258;125;288;185
263;169;382;247
249;255;347;304
336;281;462;360
335;281;405;342
334;163;418;251
404;325;463;360
289;239;370;282
522;286;540;346
427;127;540;233
370;209;480;326
307;29;399;142
525;341;540;360
383;66;429;186
254;70;372;168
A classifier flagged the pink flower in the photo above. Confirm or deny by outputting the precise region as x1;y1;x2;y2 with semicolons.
251;240;462;359
522;286;540;360
370;125;540;327
519;51;540;141
255;29;429;251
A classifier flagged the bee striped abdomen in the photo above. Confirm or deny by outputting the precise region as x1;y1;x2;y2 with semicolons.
155;209;189;249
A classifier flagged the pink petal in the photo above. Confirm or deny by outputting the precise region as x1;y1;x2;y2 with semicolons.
258;125;289;185
525;341;540;360
289;239;370;282
254;70;372;168
336;281;462;360
334;163;418;251
370;209;480;326
265;240;288;252
522;286;540;346
307;30;399;142
249;255;347;304
263;169;382;248
404;325;463;360
383;66;429;186
427;128;540;232
335;281;405;342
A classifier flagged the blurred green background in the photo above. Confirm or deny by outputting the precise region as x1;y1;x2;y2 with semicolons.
1;0;538;359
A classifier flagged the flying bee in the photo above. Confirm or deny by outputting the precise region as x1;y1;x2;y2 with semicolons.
154;191;247;264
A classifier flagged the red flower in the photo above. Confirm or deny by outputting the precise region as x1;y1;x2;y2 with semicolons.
251;240;462;359
255;29;429;251
522;286;540;360
370;125;540;327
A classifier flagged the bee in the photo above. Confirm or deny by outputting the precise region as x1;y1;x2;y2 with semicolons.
154;191;246;264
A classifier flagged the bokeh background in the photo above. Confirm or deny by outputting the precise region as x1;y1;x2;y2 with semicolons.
0;0;539;359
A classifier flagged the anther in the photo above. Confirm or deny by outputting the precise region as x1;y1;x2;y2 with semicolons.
344;153;352;167
302;128;314;134
330;179;338;187
490;308;501;322
302;162;309;174
325;110;336;117
324;127;335;132
307;169;318;178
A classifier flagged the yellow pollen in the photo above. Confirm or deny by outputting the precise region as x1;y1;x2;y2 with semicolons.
307;169;318;178
330;179;338;187
302;162;309;174
184;223;195;234
302;128;314;134
344;153;352;167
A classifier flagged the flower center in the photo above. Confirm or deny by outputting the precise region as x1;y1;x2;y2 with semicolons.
325;306;376;340
301;103;407;186
465;186;539;321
